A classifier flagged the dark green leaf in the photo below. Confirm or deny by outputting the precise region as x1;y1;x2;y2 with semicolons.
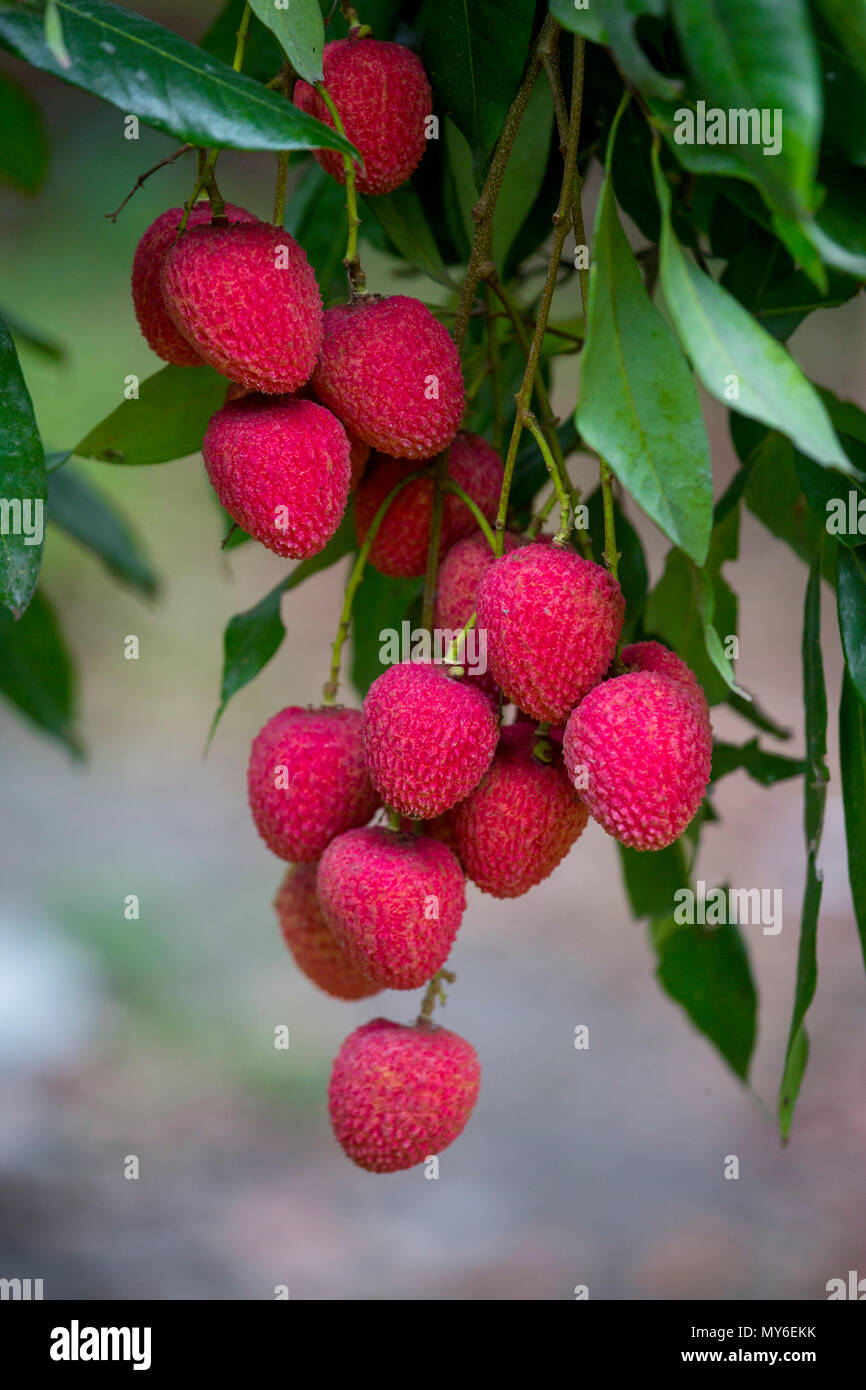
198;0;284;85
491;80;555;271
75;365;227;466
839;670;866;976
813;0;866;83
0;69;48;192
363;183;454;289
4;308;64;362
837;545;866;704
619;840;688;919
285;162;349;302
0;590;81;754
808;162;866;278
711;738;806;786
47;465;157;596
350;566;422;699
721;236;858;342
510;418;579;515
652;912;757;1080
585;487;649;640
725;687;792;741
0;313;46;618
817;25;866;166
795;452;866;549
550;0;680;100
247;0;323;84
0;0;356;155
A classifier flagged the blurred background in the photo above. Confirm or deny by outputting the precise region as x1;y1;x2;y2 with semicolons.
1;0;864;1301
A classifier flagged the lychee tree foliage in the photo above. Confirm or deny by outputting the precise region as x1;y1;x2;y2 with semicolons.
1;0;866;1152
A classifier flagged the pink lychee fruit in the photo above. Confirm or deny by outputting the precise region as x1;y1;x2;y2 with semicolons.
562;665;713;851
354;432;504;578
203;395;350;558
132;202;258;367
274;863;380;1001
311;295;464;458
622;640;711;720
317;826;465;989
329;1017;480;1172
444;722;589;897
363;661;499;818
434;531;522;693
475;542;625;722
294;37;431;196
248;706;380;862
162;221;322;393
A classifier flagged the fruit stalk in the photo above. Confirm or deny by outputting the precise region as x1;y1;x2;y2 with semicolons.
316;83;367;296
417;969;457;1023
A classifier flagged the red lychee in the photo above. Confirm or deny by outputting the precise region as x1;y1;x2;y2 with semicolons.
363;661;499;818
317;827;465;989
444;723;589;897
162;221;322;393
311;296;464;459
475;543;625;722
248;706;380;862
622;640;710;719
294;37;431;196
329;1017;480;1173
203;395;350;558
354;432;504;578
131;202;258;367
434;532;522;692
274;864;380;1001
562;667;712;850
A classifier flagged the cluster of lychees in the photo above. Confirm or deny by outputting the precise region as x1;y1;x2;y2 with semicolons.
129;34;713;1175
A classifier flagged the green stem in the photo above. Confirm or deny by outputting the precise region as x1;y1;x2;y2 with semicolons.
486;285;504;454
420;450;449;634
599;457;619;580
442;481;497;551
317;83;366;297
443;610;477;667
485;271;567;474
417;969;457;1023
233;4;251;71
522;411;570;546
273;152;289;226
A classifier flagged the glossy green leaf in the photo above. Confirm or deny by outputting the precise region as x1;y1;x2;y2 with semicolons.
837;545;866;704
795;452;866;549
839;670;866;976
0;314;46;618
0;590;81;754
0;0;356;156
247;0;323;84
75;365;228;466
364;183;454;289
711;738;806;786
0;69;49;192
47;465;157;596
550;0;680;100
619;840;688;919
350;566;422;699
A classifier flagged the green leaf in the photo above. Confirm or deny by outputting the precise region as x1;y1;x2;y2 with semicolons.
619;840;688;919
44;0;72;68
778;542;828;1138
75;365;228;466
285;161;349;302
795;451;866;549
491;80;555;271
510;418;579;515
725;686;792;741
652;147;853;475
813;0;866;83
735;422;829;570
550;0;680;101
210;516;354;738
837;545;866;704
0;313;46;618
839;671;866;976
247;0;323;84
806;162;866;279
816;24;866;166
363;183;454;289
47;465;157;597
350;566;422;699
711;737;806;786
4;308;64;362
424;0;535;173
720;237;858;342
578;111;712;566
198;0;284;85
0;590;81;754
0;69;48;192
652;912;757;1081
585;487;649;640
0;0;356;156
668;0;822;218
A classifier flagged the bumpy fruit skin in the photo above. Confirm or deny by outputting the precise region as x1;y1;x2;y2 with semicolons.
132;202;258;367
203;396;350;559
622;640;710;718
445;723;589;897
274;864;380;1001
311;296;464;459
248;707;380;862
434;532;522;692
294;37;431;196
329;1017;480;1173
562;668;713;850
354;433;504;578
317;827;465;989
363;662;499;818
475;543;625;722
162;221;322;393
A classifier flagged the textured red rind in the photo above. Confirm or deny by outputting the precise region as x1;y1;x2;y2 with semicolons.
363;661;499;818
311;296;464;459
434;532;522;694
563;669;713;850
317;826;465;990
132;202;258;366
622;640;710;718
328;1017;480;1173
294;37;432;196
475;543;625;722
162;221;322;393
445;723;589;897
274;863;380;1000
248;706;380;862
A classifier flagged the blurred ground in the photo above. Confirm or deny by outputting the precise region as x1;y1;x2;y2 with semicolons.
1;1;865;1301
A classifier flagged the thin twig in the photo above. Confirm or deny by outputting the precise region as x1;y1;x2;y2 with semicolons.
105;144;192;222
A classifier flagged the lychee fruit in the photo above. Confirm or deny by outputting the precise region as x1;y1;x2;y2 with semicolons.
444;723;589;897
294;37;431;196
317;826;465;989
203;395;350;558
311;295;464;459
248;706;380;862
562;665;712;850
274;864;380;1001
622;640;710;719
363;661;499;818
434;532;522;692
132;202;259;367
354;432;504;578
475;543;625;722
162;221;322;393
328;1017;480;1172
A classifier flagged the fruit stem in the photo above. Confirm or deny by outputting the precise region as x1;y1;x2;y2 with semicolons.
441;481;497;552
483;270;567;480
323;470;426;704
316;83;367;297
443;610;477;668
532;722;554;764
599;457;620;581
233;4;252;72
420;449;450;634
386;807;401;832
273;152;290;225
417;968;457;1023
522;411;571;546
339;2;371;35
485;285;504;454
